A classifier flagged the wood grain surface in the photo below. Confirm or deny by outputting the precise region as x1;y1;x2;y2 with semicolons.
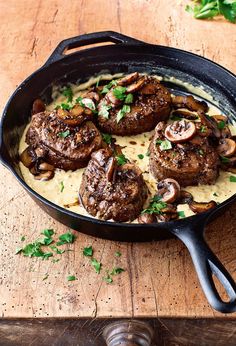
0;0;236;319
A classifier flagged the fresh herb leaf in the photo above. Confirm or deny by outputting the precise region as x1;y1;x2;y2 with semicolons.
96;77;101;87
62;87;73;103
213;192;219;197
112;86;127;100
142;195;167;215
81;98;96;110
52;258;60;263
200;125;207;133
170;114;182;121
58;130;70;138
56;231;76;246
117;105;131;123
103;274;113;284
115;251;121;257
67;275;77;281
116;154;128;166
15;247;22;254
83;246;93;257
220;155;230;163
98;103;112;119
41;252;53;260
50;245;65;254
125;93;133;104
91;258;101;274
20;236;25;241
39;237;54;246
217;120;226;129
156;139;172;151
110;267;125;275
178;211;186;218
146;151;150;157
43;273;49;281
229;175;236;182
102;133;113;144
59;181;64;193
60;103;73;110
101;80;118;94
42;229;54;238
138;154;144;159
218;0;236;23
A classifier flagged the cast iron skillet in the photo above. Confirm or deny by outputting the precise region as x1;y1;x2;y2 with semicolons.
1;31;236;313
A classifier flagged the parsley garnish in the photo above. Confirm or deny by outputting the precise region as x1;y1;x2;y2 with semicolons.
102;133;113;144
42;229;54;238
125;93;133;104
67;275;77;281
217;120;226;129
220;156;230;163
91;258;101;274
138;154;144;159
101;80;118;94
103;274;113;284
170;114;182;121
142;195;167;215
112;86;127;100
156;139;172;151
117;105;131;123
98;103;112;119
58;130;70;138
83;246;93;257
56;231;76;246
59;181;64;193
146;151;150;157
115;251;121;257
60;103;73;110
21;236;25;241
50;245;65;254
43;273;49;281
213;192;219;197
110;267;125;275
186;0;236;23
200;125;207;133
229;175;236;182
116;154;128;166
62;87;73;103
178;211;186;218
19;242;53;259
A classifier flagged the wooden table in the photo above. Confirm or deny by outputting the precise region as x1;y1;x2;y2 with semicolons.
1;0;236;344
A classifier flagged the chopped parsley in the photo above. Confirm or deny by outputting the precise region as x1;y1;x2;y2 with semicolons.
138;154;144;159
170;114;182;121
229;175;236;183
200;125;207;133
142;195;167;215
91;258;101;274
156;139;172;151
101;80;118;94
115;251;121;257
56;231;76;246
213;192;219;197
21;236;26;241
42;229;54;238
116;154;128;166
198;149;204;156
146;151;150;157
124;93;133;104
102;133;113;144
178;211;186;218
98;103;112;119
217;120;226;129
67;275;77;281
18;242;53;259
96;77;101;87
117;104;131;123
60;103;73;110
103;274;113;284
50;245;65;255
43;273;49;281
62;87;73;103
220;156;230;163
58;130;70;138
59;181;64;193
83;246;93;257
112;86;127;100
110;267;125;275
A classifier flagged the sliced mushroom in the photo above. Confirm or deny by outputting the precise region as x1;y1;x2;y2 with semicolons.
81;98;96;111
126;76;146;93
217;138;236;157
32;99;46;115
197;111;221;138
138;213;157;224
212;114;228;123
117;72;139;86
105;157;117;182
38;162;54;171
171;110;199;121
105;90;122;107
82;91;100;102
34;170;54;181
221;126;232;139
177;190;193;204
56;105;92;126
189;200;217;214
164;120;196;143
20;146;37;168
227;167;236;174
172;95;208;113
156;178;180;203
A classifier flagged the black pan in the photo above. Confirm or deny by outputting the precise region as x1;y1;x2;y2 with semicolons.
1;31;236;313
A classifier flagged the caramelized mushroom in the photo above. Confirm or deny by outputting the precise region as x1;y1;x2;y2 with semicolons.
171;110;199;121
34;170;54;181
217;138;236;157
156;178;180;203
212;114;228;123
138;213;157;224
172;95;208;113
56;105;92;126
117;72;139;86
126;76;146;93
197;111;221;138
20;146;37;168
189;200;217;214
105;157;117;182
177;190;193;204
82;91;100;102
32;99;46;115
38;162;54;171
164;120;196;143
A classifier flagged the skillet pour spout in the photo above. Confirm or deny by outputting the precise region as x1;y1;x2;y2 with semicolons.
1;31;236;314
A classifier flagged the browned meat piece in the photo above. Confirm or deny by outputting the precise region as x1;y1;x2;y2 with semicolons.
79;148;148;222
25;111;102;170
149;121;220;187
97;75;172;136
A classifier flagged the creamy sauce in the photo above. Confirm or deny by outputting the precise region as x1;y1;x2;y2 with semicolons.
19;74;236;221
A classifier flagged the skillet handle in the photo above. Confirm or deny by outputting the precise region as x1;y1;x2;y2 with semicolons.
176;221;236;313
45;31;143;65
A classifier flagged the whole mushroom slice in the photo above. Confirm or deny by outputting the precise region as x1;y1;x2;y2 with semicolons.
171;110;199;121
34;170;55;181
20;146;37;168
189;200;217;214
105;157;117;182
126;76;146;93
164;120;196;143
172;95;208;113
156;178;180;203
82;91;100;103
217;138;236;157
32;99;46;115
138;213;157;224
197;111;221;138
117;72;139;86
56;105;92;126
177;190;193;204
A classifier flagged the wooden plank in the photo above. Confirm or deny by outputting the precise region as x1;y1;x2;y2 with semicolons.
0;0;236;319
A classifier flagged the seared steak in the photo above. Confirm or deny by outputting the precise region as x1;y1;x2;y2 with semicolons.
26;111;102;170
97;75;171;136
79;148;148;221
149;121;220;187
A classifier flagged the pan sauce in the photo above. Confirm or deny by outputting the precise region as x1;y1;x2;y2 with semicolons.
19;74;236;221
